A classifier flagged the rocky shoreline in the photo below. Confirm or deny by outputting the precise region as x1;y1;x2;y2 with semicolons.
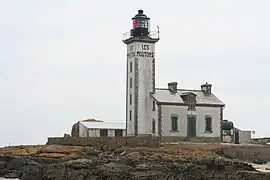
1;144;270;180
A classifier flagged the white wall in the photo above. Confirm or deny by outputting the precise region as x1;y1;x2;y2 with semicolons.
126;41;157;135
196;106;221;137
107;129;115;137
223;135;232;143
137;42;156;135
239;131;251;144
87;129;126;137
126;43;135;135
78;123;88;137
161;105;221;137
88;129;100;137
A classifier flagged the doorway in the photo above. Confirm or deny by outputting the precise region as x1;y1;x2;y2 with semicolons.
187;116;196;137
234;131;240;144
115;129;123;137
100;129;108;137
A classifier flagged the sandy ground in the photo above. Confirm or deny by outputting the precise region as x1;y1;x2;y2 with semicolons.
249;163;270;173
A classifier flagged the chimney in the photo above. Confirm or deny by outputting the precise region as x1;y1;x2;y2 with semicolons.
201;82;212;95
168;82;178;93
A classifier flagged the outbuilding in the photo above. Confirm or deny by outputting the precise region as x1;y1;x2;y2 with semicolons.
71;119;126;137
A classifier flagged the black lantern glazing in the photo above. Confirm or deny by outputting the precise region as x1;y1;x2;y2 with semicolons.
131;10;150;37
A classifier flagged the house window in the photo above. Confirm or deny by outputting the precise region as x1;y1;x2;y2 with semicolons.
205;116;212;132
130;77;132;88
130;61;132;72
171;115;178;132
129;110;132;121
152;100;155;111
130;94;132;105
152;118;156;133
187;96;196;111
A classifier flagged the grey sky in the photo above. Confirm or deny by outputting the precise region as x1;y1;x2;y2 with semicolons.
0;0;269;146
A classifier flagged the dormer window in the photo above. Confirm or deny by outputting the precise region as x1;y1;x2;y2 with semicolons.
180;92;197;111
187;95;196;111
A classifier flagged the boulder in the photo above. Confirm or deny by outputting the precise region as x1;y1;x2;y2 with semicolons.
6;156;27;169
0;161;5;169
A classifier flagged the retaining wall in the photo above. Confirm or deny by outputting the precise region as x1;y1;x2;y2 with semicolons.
47;136;160;149
161;136;221;143
221;145;270;161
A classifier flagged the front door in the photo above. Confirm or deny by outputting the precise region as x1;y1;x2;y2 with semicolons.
187;116;196;137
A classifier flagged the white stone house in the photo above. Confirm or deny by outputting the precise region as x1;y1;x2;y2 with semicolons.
151;82;225;140
71;120;126;137
123;10;225;141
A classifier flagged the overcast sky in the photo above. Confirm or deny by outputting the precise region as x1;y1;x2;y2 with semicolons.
0;0;269;146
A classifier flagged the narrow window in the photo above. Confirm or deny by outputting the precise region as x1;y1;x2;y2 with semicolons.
130;61;132;72
130;94;132;105
171;116;178;132
130;77;132;88
129;110;132;121
152;100;155;111
205;116;212;132
152;118;156;133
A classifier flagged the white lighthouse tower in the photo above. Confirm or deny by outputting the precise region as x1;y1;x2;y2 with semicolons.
123;10;159;136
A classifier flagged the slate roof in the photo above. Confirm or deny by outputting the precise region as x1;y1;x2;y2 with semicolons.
233;127;241;132
152;88;225;106
80;121;125;130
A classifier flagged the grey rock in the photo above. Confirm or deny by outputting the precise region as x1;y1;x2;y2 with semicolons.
6;156;27;169
20;165;42;180
65;159;93;169
4;170;21;179
1;154;270;180
0;161;5;169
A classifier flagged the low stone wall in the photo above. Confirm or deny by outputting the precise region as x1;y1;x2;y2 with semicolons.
47;136;160;149
161;136;221;143
221;145;270;161
251;138;270;145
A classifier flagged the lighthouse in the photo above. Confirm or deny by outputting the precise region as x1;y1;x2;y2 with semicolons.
123;10;159;136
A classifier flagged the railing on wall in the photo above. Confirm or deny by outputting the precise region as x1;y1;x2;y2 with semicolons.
122;30;160;42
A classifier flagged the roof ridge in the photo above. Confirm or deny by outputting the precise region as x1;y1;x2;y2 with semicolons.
155;88;202;92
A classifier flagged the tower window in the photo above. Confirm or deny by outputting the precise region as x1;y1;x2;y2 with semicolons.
152;100;155;111
129;110;132;121
130;94;132;105
152;118;156;133
130;61;132;72
130;77;132;88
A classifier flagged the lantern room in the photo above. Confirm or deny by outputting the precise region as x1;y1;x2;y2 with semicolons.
130;10;150;37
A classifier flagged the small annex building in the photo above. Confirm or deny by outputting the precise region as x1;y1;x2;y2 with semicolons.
71;119;126;137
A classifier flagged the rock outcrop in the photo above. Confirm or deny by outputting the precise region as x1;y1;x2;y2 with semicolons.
0;144;270;180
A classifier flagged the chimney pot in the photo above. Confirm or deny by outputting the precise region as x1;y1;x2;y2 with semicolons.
201;82;212;95
168;82;178;93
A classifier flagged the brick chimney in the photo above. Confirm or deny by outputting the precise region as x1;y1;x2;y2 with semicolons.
168;82;178;93
201;82;212;95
